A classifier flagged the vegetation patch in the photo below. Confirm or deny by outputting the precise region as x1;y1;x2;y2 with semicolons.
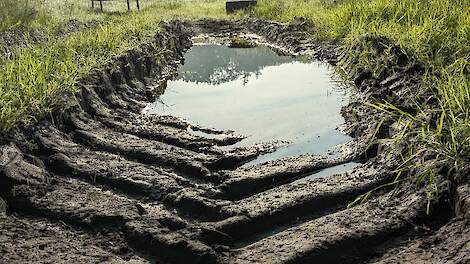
254;0;469;200
0;0;230;132
228;36;257;48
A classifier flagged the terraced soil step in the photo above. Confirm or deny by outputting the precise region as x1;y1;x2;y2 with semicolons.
367;218;470;264
210;163;389;243
218;154;356;199
8;172;217;263
225;194;427;264
0;215;148;263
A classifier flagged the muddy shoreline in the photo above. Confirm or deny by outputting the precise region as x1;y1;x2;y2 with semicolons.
1;19;468;263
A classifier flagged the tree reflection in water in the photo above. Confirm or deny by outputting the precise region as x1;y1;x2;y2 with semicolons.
176;44;299;85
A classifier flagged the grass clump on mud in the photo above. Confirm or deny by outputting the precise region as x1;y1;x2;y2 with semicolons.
255;0;469;199
0;0;228;131
229;36;258;48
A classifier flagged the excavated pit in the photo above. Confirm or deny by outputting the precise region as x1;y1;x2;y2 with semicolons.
0;19;468;264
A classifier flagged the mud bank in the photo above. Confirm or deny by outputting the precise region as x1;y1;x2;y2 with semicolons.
0;19;468;263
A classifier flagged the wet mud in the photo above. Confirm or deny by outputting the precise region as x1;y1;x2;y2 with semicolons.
0;19;468;263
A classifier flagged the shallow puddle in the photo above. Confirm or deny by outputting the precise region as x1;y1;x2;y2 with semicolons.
145;43;353;165
294;162;361;184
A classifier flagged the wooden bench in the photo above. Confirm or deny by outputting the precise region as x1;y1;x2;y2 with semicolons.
91;0;140;11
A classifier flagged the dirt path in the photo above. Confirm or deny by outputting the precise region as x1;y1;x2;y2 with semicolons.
1;19;468;264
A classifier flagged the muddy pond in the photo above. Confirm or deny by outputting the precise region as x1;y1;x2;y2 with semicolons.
145;42;357;173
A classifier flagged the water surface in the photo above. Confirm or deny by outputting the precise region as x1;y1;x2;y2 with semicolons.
145;44;353;165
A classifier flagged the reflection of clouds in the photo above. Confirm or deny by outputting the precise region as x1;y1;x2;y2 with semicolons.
176;44;297;85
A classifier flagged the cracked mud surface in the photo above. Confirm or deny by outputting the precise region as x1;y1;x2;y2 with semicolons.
1;19;468;264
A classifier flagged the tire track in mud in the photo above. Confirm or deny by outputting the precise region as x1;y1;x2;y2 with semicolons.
1;19;467;264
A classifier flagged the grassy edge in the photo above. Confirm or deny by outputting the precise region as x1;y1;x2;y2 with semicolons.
252;0;469;202
0;0;232;131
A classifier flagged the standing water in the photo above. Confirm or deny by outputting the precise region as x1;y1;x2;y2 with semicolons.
145;43;353;166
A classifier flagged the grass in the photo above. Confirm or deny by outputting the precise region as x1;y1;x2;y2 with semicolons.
254;0;469;199
229;37;258;48
0;0;468;199
0;0;188;31
0;0;229;130
0;0;40;32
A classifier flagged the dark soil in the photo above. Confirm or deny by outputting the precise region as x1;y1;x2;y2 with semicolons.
0;19;468;264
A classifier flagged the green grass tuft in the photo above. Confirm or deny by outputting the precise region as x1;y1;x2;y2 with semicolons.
229;37;258;48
